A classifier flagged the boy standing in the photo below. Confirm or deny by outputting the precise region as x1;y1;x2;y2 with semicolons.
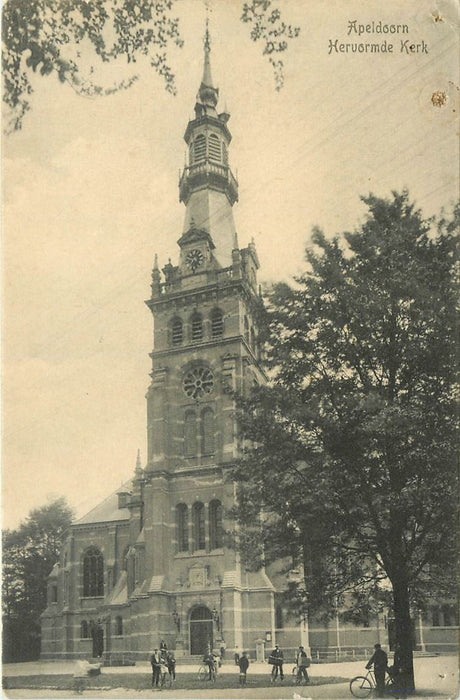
238;651;249;686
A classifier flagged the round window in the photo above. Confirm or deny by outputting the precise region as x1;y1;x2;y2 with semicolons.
183;367;214;399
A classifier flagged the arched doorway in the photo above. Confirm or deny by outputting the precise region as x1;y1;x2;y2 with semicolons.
190;606;213;655
90;622;104;658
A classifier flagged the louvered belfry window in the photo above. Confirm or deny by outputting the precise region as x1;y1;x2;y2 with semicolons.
208;133;221;163
191;313;203;341
172;318;183;346
211;309;224;338
82;546;104;597
194;134;206;162
201;408;215;455
184;411;197;456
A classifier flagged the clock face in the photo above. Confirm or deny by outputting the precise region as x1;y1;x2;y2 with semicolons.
186;248;205;272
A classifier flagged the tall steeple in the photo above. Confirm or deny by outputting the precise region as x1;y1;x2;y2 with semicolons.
178;24;238;268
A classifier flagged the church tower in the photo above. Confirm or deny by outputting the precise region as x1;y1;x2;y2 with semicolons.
141;27;272;656
41;29;289;664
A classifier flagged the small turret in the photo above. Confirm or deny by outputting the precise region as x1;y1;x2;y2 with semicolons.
232;231;242;278
151;254;161;298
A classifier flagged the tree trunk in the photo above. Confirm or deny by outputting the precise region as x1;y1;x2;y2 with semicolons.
392;577;415;695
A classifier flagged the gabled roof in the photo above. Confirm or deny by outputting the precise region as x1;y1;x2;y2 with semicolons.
74;481;132;525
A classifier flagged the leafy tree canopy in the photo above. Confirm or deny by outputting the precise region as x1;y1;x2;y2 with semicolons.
2;0;300;131
2;497;73;661
232;191;458;689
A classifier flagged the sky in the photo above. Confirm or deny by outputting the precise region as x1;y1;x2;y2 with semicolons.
3;0;459;530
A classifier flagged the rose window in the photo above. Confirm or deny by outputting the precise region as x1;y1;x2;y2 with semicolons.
183;367;214;399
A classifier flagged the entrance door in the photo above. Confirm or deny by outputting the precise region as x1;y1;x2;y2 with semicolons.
91;624;104;658
190;606;213;655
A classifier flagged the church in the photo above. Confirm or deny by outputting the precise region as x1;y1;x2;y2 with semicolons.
40;31;456;664
40;30;309;663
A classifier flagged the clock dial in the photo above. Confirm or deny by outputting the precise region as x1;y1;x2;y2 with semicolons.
186;248;205;272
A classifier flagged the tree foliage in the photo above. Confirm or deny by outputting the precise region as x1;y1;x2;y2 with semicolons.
2;497;73;661
241;0;300;90
232;192;458;689
2;0;300;131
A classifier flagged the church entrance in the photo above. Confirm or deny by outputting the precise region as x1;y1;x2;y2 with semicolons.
91;623;104;658
190;606;213;655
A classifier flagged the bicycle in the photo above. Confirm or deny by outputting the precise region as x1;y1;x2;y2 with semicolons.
350;669;394;698
197;663;216;683
292;664;310;685
270;662;284;683
159;666;173;689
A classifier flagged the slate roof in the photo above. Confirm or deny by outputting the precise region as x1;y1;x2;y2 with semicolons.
74;481;132;525
106;571;128;607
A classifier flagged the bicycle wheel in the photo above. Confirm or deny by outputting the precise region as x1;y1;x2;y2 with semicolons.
350;676;373;698
160;672;172;689
197;665;208;681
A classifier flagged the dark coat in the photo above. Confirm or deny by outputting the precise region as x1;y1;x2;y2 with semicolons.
366;648;388;671
238;656;250;673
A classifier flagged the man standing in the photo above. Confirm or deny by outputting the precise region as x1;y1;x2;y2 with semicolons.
238;651;250;686
150;648;162;688
295;645;310;684
270;644;284;681
366;643;388;697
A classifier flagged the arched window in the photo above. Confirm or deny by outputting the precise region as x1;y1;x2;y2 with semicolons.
82;546;104;597
194;134;206;162
176;503;189;552
171;317;183;346
250;327;255;349
208;133;221;163
184;410;197;457
201;408;215;455
191;313;203;342
244;316;250;344
209;500;223;550
192;502;206;550
114;616;123;636
275;604;284;629
121;545;130;572
81;620;89;639
211;309;224;338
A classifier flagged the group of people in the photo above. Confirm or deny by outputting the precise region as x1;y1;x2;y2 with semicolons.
268;644;311;685
149;640;176;688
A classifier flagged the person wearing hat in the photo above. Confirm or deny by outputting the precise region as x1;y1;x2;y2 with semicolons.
366;643;388;697
295;645;310;684
150;648;163;688
270;644;284;681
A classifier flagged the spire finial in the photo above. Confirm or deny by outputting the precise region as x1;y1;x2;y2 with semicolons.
136;449;141;469
201;6;215;91
154;253;159;270
204;4;211;53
